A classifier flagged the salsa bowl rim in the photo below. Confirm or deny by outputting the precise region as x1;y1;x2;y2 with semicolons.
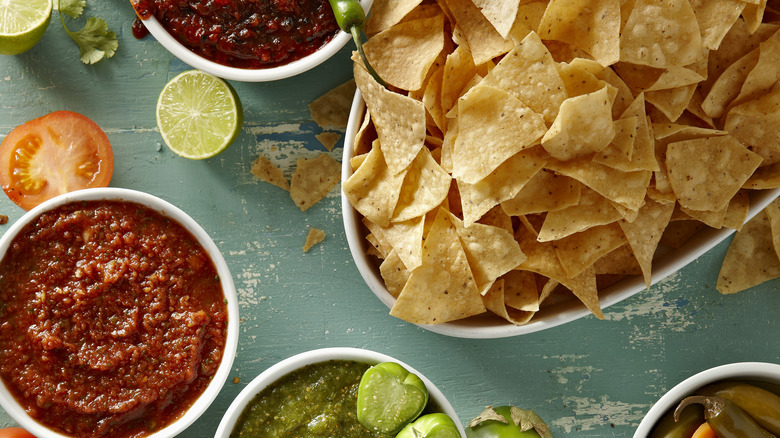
0;187;239;438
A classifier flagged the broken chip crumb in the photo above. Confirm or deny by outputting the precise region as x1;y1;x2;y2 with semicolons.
303;227;326;252
308;79;357;129
251;154;290;191
290;153;341;212
315;132;342;151
0;215;7;225
232;377;240;384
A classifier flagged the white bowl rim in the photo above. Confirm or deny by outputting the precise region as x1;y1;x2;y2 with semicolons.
632;361;780;437
0;187;239;438
139;0;373;82
341;89;780;339
214;346;466;437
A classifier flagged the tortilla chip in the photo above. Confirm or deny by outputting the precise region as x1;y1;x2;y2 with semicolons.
364;14;446;91
666;135;763;211
289;153;341;211
380;250;411;298
250;154;289;191
471;0;521;38
315;132;342;152
620;0;703;68
645;83;698;122
537;0;621;67
765;198;780;261
690;0;746;50
453;84;546;183
507;1;547;44
618;198;675;287
440;0;513;65
541;87;616;160
481;31;568;124
451;212;527;290
457;147;547;226
725;80;780;166
308;79;356;129
722;189;751;230
594;244;642;275
660;220;708;248
546;158;651;212
392;148;451;223
554;223;627;278
354;57;426;175
303;227;326;252
745;162;780;189
482;275;537;325
377;217;425;271
501;170;581;216
343;141;406;226
365;0;424;35
441;45;478;115
743;0;769;33
716;209;780;293
538;187;623;241
391;208;485;324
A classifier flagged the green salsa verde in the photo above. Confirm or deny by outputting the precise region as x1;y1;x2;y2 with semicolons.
231;360;391;438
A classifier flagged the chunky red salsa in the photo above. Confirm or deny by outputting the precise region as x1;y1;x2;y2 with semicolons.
0;200;228;438
131;0;340;69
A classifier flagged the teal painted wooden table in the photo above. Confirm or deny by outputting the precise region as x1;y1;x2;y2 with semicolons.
1;2;778;437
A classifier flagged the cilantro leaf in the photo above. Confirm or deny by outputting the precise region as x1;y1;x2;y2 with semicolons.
58;0;118;64
59;0;86;19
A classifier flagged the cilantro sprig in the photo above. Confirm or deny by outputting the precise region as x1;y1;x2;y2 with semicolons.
59;0;118;64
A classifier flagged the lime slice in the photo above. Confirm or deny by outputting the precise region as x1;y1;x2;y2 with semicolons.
0;0;52;55
357;362;429;435
156;70;243;160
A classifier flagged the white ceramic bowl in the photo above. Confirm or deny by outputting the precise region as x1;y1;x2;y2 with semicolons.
215;347;466;437
140;0;372;82
0;187;239;438
341;90;780;339
633;362;780;437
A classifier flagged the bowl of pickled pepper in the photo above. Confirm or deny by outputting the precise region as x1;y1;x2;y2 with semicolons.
633;362;780;438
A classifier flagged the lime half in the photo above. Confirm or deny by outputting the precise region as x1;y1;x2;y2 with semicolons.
156;70;243;160
0;0;52;55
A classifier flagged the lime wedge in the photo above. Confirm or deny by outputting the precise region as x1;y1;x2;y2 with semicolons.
0;0;52;55
357;362;429;435
156;70;243;160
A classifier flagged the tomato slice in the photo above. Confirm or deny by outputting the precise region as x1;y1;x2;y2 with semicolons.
0;110;114;210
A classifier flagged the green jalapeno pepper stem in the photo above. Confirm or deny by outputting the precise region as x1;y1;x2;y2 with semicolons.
675;395;776;438
698;381;780;435
650;403;704;438
327;0;389;88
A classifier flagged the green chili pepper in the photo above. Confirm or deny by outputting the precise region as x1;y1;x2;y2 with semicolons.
649;403;704;438
327;0;388;88
697;381;780;435
674;395;776;438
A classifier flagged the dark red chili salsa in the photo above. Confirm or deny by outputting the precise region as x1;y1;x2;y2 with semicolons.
131;0;340;69
0;200;228;438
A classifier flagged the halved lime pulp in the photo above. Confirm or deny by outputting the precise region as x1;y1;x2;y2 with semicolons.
156;70;243;160
0;0;52;55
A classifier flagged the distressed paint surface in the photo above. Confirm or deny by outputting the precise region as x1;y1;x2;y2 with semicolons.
0;4;778;437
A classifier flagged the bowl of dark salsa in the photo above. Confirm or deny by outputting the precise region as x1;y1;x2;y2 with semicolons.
130;0;373;81
0;187;239;438
215;347;466;437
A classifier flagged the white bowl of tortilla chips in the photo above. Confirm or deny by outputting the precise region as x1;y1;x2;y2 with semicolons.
341;0;780;338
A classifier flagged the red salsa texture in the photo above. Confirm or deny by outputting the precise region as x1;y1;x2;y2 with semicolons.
131;0;340;68
0;200;228;438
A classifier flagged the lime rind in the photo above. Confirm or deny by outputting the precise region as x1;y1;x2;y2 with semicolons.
156;70;243;160
0;0;52;55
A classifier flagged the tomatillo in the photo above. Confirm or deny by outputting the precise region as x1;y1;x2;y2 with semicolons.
466;406;553;438
356;362;429;435
396;413;462;438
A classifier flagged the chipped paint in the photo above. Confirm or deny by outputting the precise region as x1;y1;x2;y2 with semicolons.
552;395;649;432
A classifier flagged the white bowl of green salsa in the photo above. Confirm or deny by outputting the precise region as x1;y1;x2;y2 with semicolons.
215;347;465;437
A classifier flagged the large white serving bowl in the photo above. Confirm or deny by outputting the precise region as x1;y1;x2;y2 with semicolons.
0;187;239;438
633;362;780;437
341;90;780;339
139;0;372;82
215;347;466;437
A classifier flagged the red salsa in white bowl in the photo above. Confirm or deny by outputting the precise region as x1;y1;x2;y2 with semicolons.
0;188;239;438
